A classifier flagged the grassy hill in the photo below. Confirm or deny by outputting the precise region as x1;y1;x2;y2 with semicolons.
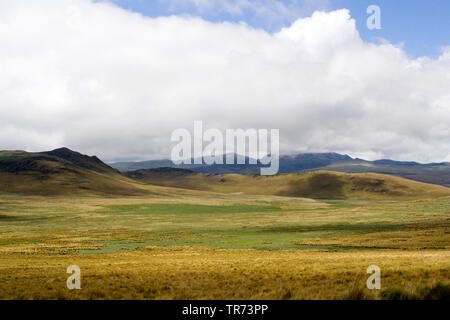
127;168;450;199
0;148;149;196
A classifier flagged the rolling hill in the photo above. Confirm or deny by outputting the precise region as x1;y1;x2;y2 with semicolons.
0;148;148;196
111;153;450;187
127;168;450;199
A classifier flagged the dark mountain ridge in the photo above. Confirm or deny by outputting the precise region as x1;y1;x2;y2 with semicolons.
0;147;144;195
0;147;118;175
111;152;450;187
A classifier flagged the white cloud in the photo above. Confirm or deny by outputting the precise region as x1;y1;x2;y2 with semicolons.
0;0;449;163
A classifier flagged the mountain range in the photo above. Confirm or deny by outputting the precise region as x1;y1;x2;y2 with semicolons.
1;147;449;199
110;152;450;187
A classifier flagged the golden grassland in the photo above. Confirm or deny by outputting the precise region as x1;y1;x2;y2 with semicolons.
0;189;449;300
0;247;449;300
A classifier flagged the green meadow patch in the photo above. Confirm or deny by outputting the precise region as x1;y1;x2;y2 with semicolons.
99;203;281;215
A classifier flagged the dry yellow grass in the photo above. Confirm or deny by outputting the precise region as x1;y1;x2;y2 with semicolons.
294;223;450;250
1;190;449;300
0;247;448;300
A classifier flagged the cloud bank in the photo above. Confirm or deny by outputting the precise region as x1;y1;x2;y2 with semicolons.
0;0;449;162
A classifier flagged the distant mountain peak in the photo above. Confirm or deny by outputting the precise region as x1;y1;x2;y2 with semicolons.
44;147;82;158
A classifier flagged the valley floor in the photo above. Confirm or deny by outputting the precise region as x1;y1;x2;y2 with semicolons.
0;193;449;299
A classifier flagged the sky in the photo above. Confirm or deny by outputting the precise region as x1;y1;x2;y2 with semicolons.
110;0;450;58
0;0;449;163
